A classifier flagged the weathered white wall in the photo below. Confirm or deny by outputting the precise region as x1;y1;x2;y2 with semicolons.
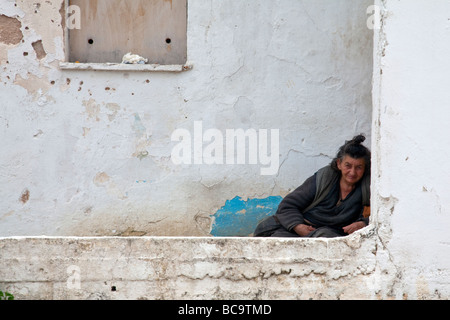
371;0;450;299
1;0;450;301
0;0;373;237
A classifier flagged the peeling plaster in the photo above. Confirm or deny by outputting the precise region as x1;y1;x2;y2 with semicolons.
13;72;52;97
93;172;127;200
32;39;46;60
82;98;101;121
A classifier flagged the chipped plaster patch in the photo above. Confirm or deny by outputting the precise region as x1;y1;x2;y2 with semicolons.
13;72;52;98
0;14;23;45
19;189;30;204
106;103;120;121
82;98;101;121
15;0;65;56
32;40;46;60
131;113;152;160
93;172;127;200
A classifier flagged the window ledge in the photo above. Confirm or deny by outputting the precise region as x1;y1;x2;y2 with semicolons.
59;62;193;72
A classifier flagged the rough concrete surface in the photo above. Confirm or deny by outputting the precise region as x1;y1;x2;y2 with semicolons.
1;228;388;300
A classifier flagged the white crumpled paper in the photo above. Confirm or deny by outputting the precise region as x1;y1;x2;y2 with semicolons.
122;52;148;64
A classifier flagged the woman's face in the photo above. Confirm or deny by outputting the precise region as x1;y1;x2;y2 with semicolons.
337;155;365;186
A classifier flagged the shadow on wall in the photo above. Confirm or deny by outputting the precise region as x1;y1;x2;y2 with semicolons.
210;196;282;236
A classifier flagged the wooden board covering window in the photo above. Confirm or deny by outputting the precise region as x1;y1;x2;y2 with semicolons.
68;0;187;64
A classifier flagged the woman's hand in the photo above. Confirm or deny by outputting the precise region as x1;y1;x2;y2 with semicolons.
342;221;366;234
293;224;316;237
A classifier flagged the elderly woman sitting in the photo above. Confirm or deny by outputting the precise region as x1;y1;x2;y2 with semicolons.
254;134;371;238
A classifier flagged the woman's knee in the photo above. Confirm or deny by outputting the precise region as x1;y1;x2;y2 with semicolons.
307;227;346;238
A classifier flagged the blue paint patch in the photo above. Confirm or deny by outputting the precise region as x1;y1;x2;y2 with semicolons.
210;196;282;237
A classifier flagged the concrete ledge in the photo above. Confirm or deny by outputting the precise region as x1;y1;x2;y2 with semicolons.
0;228;380;300
59;62;193;72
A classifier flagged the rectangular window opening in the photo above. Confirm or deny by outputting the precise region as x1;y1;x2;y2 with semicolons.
62;0;189;72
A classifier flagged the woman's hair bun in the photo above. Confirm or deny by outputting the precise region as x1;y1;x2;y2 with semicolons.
349;134;366;145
